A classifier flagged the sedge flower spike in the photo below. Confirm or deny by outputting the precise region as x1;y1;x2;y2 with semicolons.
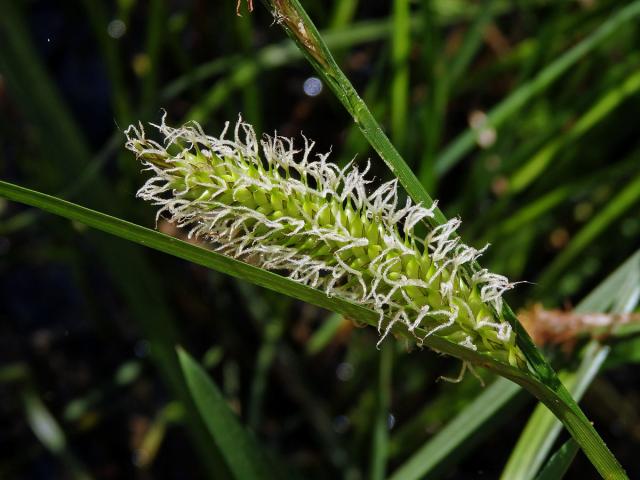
125;115;527;369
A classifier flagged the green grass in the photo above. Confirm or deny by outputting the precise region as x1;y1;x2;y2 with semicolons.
1;0;639;478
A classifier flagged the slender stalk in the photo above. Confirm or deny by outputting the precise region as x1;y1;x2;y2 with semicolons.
370;345;393;480
418;0;442;192
501;344;610;479
418;0;496;189
259;0;445;224
390;0;410;153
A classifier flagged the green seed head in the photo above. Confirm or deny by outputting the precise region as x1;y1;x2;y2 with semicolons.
125;115;527;369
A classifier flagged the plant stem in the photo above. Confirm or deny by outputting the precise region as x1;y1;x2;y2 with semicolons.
260;0;445;224
527;381;625;480
390;0;410;153
370;344;393;480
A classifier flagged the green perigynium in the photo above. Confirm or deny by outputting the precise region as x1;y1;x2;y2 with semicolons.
126;115;526;369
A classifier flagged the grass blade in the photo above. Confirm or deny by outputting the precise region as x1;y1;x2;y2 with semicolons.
388;378;524;480
391;249;640;480
390;0;410;152
305;313;345;356
509;69;640;194
578;251;640;314
418;0;497;188
0;179;627;478
0;179;513;370
435;2;640;176
537;170;640;295
502;250;640;479
369;345;394;480
177;348;281;480
534;439;580;480
500;344;610;480
260;0;442;219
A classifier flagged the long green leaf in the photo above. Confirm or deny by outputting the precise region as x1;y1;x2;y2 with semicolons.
510;69;640;193
500;344;610;480
503;249;640;479
0;179;511;371
577;251;640;314
390;0;410;152
0;179;628;478
536;171;640;295
418;0;497;187
369;345;394;480
388;378;524;480
177;348;280;479
0;4;228;476
534;439;580;480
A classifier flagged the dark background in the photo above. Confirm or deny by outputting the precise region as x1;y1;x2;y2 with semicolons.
1;0;639;478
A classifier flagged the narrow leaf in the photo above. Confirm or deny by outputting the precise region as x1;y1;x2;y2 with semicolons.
388;378;524;480
435;1;640;175
392;250;640;480
177;348;279;480
0;180;627;479
501;250;640;480
535;439;580;480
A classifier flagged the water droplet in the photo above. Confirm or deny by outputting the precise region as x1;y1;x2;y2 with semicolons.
303;76;323;97
107;19;127;39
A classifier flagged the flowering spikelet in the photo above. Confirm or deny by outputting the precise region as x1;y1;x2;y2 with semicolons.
125;115;527;369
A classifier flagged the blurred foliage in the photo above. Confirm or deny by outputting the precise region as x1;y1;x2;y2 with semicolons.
0;0;639;478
